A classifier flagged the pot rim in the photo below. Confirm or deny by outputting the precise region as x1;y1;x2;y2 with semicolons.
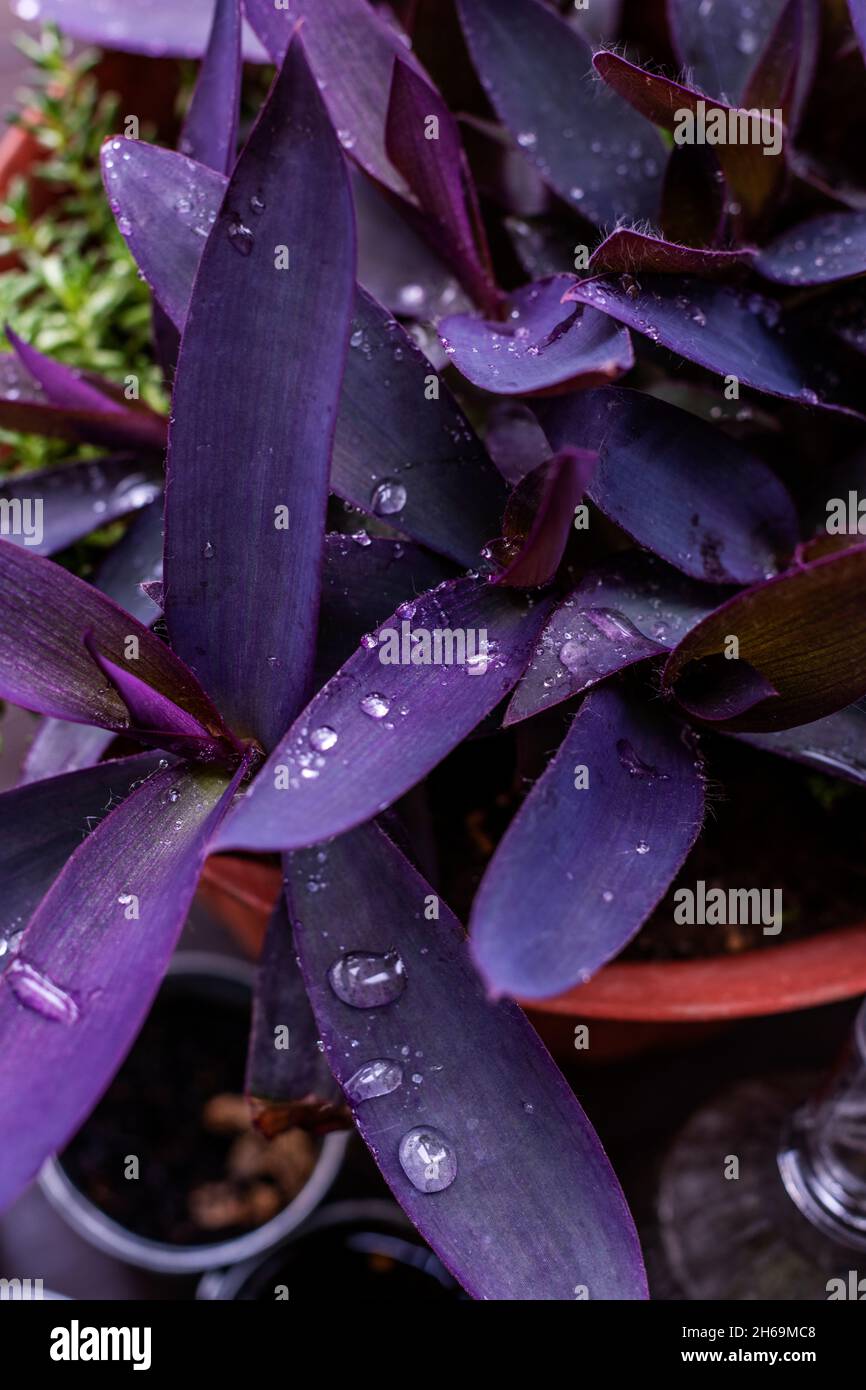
527;922;866;1021
38;950;349;1275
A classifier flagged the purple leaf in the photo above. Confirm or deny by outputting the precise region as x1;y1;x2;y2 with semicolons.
540;386;799;582
483;401;550;485
385;56;500;314
741;0;819;132
318;534;454;682
0;752;164;940
675;655;781;722
589;228;755;277
164;35;356;752
505;553;719;726
92;501;165;623
736;700;866;787
471;684;705;998
0;541;227;738
245;898;347;1136
563;276;866;418
0;347;166;453
440;276;633;396
662;545;866;731
459;111;554;219
243;0;424;197
660;145;726;248
667;0;790;105
215;579;554;853
140;580;164;609
0;456;161;556
350;168;470;320
6;327;128;416
592;50;785;225
102;142;504;566
18;504;166;785
334;288;507;566
493;448;597;588
0;755;247;1211
288;819;648;1299
179;0;242;174
19;720;116;786
83;635;225;761
101;141;228;331
25;0;268;60
851;0;866;63
456;0;666;226
755;211;866;285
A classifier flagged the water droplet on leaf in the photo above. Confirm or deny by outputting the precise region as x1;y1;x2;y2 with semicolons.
360;692;390;719
399;1127;457;1193
370;479;407;516
309;726;338;752
345;1059;403;1102
6;960;79;1026
227;220;254;256
328;950;406;1008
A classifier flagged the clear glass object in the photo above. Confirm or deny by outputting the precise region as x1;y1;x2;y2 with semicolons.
657;1000;866;1300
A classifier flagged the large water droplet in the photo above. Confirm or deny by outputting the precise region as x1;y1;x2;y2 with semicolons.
328;950;406;1008
309;725;338;752
370;479;407;516
344;1058;403;1103
398;1127;457;1193
360;692;390;719
5;959;79;1026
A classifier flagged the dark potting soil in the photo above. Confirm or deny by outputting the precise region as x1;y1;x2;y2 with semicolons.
428;720;866;962
61;991;316;1246
624;739;866;960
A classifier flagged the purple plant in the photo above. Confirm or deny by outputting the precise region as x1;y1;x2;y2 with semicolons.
2;0;866;1298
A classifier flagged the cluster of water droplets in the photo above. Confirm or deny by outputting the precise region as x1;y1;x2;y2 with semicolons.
321;940;457;1193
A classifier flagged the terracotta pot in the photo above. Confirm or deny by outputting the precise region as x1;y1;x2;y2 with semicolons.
0;123;49;270
197;854;866;1025
198;855;282;959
